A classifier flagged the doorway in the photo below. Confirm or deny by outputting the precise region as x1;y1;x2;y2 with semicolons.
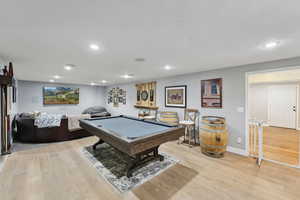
268;84;297;129
246;67;300;167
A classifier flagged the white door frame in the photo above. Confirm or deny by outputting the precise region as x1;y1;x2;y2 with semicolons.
245;66;300;167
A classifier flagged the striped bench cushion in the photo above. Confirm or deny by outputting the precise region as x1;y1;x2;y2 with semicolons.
158;112;179;125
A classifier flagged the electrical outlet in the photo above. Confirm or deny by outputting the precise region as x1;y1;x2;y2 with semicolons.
237;137;242;144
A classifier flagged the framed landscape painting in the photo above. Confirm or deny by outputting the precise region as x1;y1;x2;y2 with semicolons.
165;85;187;108
201;78;222;108
43;87;79;105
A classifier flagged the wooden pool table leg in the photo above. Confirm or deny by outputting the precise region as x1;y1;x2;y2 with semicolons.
127;156;141;177
92;138;104;150
126;146;164;177
154;147;164;161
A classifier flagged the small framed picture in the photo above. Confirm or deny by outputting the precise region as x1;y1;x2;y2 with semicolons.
119;89;123;96
108;96;113;104
165;85;187;108
113;97;118;107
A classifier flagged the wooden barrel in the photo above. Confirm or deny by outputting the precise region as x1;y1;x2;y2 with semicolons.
200;116;228;158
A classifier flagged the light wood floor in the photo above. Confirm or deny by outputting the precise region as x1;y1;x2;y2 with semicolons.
263;126;299;165
250;126;300;165
0;155;6;171
1;136;300;200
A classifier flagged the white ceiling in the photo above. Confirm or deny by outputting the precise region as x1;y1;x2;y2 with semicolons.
1;0;300;85
249;68;300;84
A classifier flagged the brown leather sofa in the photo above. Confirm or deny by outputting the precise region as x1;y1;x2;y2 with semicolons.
15;115;92;143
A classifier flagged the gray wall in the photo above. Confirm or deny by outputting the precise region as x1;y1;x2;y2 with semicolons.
17;81;106;115
106;57;300;151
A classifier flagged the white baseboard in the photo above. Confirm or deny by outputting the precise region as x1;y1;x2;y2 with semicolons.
227;146;249;156
264;158;300;169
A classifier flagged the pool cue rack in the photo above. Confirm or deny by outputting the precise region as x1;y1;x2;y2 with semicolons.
135;81;157;109
135;81;158;119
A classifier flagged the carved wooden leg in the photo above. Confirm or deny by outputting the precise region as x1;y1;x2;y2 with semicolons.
184;126;187;142
154;147;164;161
92;138;104;150
193;126;197;144
188;126;192;148
126;146;164;177
126;155;141;178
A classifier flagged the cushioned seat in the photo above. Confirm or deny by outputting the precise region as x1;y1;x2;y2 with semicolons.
82;106;111;118
157;111;179;126
14;114;92;143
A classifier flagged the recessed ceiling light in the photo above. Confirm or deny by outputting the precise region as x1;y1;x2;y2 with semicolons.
64;64;75;71
260;40;281;50
135;58;145;62
101;80;108;84
121;74;134;79
164;65;172;70
265;41;279;49
49;79;55;83
53;75;61;79
89;44;99;51
90;82;96;86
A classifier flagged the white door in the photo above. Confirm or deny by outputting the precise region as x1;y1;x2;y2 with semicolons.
268;85;297;129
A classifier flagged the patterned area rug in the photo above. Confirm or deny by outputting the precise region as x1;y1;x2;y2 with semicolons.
81;144;179;193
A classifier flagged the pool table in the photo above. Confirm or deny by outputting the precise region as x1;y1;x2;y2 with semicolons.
79;115;184;177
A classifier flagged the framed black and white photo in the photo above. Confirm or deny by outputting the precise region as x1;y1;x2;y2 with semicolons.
165;85;187;108
108;96;112;104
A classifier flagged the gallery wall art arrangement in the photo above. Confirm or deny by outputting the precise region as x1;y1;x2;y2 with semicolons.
108;87;126;107
43;87;79;105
